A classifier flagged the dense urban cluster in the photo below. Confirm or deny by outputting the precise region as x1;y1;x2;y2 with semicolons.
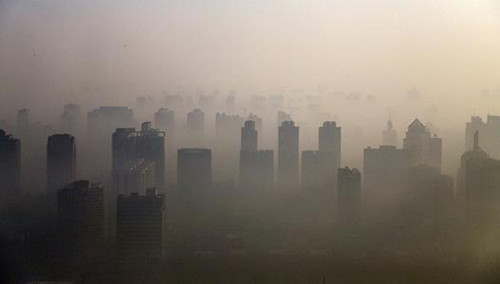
1;94;500;283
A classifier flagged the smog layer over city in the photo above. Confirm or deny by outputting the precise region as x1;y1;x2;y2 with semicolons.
2;1;500;283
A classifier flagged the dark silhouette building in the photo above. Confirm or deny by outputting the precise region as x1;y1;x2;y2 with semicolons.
278;121;299;189
465;115;500;159
178;148;212;193
112;122;165;193
60;103;81;135
214;113;244;181
318;121;341;189
117;188;165;260
57;180;104;252
186;109;205;146
240;121;274;190
337;167;361;225
457;131;489;201
112;159;156;195
403;119;442;170
47;134;76;195
363;145;410;211
0;130;21;204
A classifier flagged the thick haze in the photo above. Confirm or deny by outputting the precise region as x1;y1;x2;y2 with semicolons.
1;0;500;173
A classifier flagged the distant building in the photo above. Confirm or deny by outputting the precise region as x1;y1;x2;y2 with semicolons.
112;122;165;193
16;108;30;134
154;108;175;132
363;145;410;208
278;121;299;189
47;134;76;195
318;121;341;188
86;107;134;180
382;118;397;146
277;111;291;127
337;167;361;224
57;181;104;250
186;109;205;146
465;115;500;159
178;148;212;193
457;131;489;201
112;159;156;195
240;121;273;190
301;150;329;192
60;103;81;135
117;188;165;259
465;156;500;224
214;113;244;181
0;130;21;203
247;113;263;134
403;119;442;170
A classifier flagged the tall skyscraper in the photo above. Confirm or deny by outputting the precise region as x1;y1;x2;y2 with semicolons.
86;106;134;180
112;122;165;193
58;180;104;251
382;117;397;146
0;130;21;204
117;188;165;259
240;121;273;190
154;108;175;132
457;131;489;201
214;113;244;181
278;121;299;189
186;109;205;146
363;145;410;210
47;134;76;195
465;115;500;159
403;119;442;170
177;148;212;193
337;167;362;225
318;121;341;188
60;103;81;135
277;111;291;127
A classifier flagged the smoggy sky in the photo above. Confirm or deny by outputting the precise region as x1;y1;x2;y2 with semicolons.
1;0;500;174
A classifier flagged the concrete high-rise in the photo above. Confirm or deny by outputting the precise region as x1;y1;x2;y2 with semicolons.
318;121;341;188
240;121;273;190
214;113;244;181
0;130;21;204
278;121;299;189
465;115;500;159
403;119;442;170
112;122;165;193
60;103;81;135
117;188;165;259
337;167;361;224
186;109;205;146
177;148;212;193
47;134;76;195
58;180;104;249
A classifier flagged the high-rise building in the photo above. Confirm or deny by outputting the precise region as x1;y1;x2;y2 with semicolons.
403;119;442;170
57;180;104;249
117;188;165;259
154;108;175;132
465;115;500;159
239;121;273;190
465;156;500;224
178;148;212;193
457;131;489;201
278;121;299;189
214;113;244;181
247;113;263;134
60;103;81;135
86;107;134;180
47;134;76;195
301;150;329;192
112;122;165;193
277;111;291;127
363;145;410;209
112;159;156;195
382;118;397;146
186;109;205;146
318;121;341;188
0;130;21;204
337;167;361;224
